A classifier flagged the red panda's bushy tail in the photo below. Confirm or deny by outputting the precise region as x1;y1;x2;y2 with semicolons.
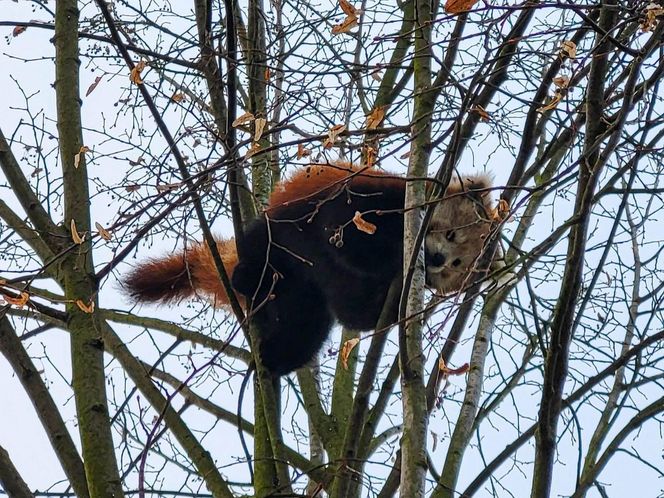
124;238;239;307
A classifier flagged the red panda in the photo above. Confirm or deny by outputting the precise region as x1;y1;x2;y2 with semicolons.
124;163;494;375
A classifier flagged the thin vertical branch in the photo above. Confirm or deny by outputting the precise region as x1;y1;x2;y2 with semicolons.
248;0;272;203
0;317;89;498
332;279;400;498
100;322;234;498
55;1;125;495
398;0;434;493
572;187;644;497
531;4;617;497
432;296;501;498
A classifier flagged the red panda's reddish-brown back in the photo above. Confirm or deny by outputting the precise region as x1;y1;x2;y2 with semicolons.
267;163;405;214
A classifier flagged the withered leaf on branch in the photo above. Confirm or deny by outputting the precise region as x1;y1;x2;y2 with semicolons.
297;143;312;158
352;211;377;234
431;431;439;452
171;92;185;102
559;40;577;59
130;60;147;85
471;105;490;122
95;222;112;241
323;124;346;149
332;14;358;35
366;106;386;130
254;118;267;142
246;142;261;158
74;146;90;169
76;299;95;314
155;182;182;193
232;111;255;128
363;145;377;167
536;92;562;113
85;76;102;97
491;199;511;222
444;0;479;15
339;0;359;16
12;26;27;37
341;337;360;370
641;3;664;32
552;75;570;89
332;0;360;35
70;219;84;244
4;292;29;308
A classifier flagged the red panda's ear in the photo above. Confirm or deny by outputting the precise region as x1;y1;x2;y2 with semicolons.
463;174;492;192
456;174;494;209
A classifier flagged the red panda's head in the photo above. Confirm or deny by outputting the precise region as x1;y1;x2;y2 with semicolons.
424;174;494;295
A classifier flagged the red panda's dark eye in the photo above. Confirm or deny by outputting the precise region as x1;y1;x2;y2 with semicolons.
446;230;456;242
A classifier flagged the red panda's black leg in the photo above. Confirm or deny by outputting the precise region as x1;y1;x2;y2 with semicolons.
233;218;334;375
251;274;333;375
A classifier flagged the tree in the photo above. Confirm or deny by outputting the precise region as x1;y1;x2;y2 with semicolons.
1;0;664;497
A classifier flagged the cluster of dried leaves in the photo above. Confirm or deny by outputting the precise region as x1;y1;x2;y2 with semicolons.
537;40;577;113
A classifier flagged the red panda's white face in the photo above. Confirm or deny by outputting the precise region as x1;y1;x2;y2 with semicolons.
424;175;493;295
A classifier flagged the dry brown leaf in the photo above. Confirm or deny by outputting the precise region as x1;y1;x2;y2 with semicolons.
491;199;511;222
363;145;377;168
171;92;185;102
431;431;439;452
323;124;346;149
76;299;95;314
341;337;360;370
552;75;570;89
254;117;267;142
472;105;490;122
155;182;182;193
536;92;562;113
95;222;112;241
438;358;470;375
352;211;377;234
332;14;358;35
339;0;359;16
246;142;261;158
73;145;90;169
130;60;147;85
5;291;29;308
498;198;510;219
366;106;386;130
85;76;102;97
125;184;140;192
12;26;27;37
444;0;478;14
264;67;271;81
70;219;84;244
297;143;312;159
560;40;577;59
232;111;255;128
641;3;664;32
